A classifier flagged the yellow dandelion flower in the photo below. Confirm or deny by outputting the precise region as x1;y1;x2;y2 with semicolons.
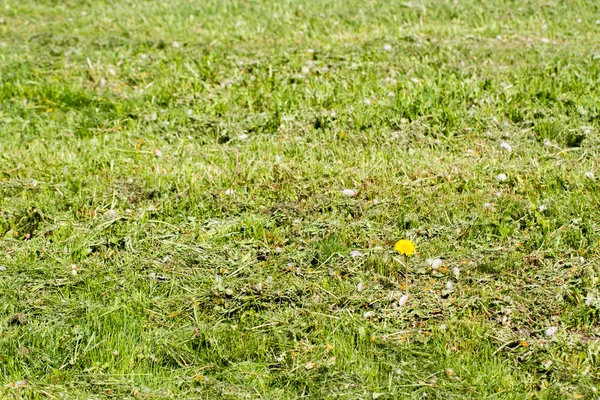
394;239;416;256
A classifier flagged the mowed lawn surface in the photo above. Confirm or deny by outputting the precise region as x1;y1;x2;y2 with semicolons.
2;0;600;398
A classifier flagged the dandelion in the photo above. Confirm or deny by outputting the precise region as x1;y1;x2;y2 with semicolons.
357;281;363;292
452;267;460;279
395;240;415;256
496;173;507;182
499;141;512;152
0;266;6;271
224;189;235;196
350;250;363;258
538;204;547;212
541;38;550;43
363;311;375;319
545;326;558;337
426;258;443;269
153;148;162;157
446;281;454;290
383;44;393;52
398;294;409;306
483;203;493;209
394;239;416;293
342;188;356;197
173;41;180;48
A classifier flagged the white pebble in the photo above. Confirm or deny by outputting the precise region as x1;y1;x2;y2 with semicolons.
108;68;116;76
499;141;512;152
496;173;507;182
538;204;547;212
357;281;363;292
301;66;310;74
541;38;550;43
398;295;409;306
342;189;356;197
238;134;249;140
224;189;235;196
543;139;553;147
585;171;595;179
350;250;363;258
545;326;558;337
0;266;6;271
383;44;393;52
446;281;454;290
363;311;376;319
452;267;460;279
173;41;180;48
483;203;493;209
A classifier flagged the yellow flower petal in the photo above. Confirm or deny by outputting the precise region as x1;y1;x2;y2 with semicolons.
394;239;416;256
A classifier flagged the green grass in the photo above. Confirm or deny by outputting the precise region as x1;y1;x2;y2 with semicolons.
2;0;600;398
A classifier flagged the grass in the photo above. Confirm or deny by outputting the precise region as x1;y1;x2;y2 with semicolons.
1;0;600;398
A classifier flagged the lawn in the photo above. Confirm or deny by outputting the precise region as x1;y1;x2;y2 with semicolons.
2;0;600;398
